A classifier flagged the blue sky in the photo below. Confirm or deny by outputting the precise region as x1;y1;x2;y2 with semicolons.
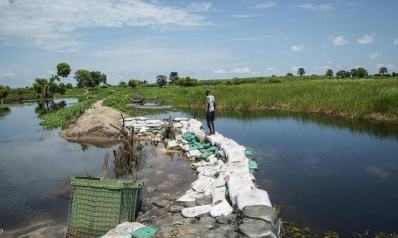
0;0;397;88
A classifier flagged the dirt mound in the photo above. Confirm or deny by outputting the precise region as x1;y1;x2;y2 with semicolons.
59;100;127;147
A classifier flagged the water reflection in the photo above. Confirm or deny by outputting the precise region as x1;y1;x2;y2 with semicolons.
0;107;11;119
34;100;67;116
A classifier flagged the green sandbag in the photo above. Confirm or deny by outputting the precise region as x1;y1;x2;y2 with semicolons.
207;146;219;152
199;150;214;160
203;143;211;149
245;150;254;156
132;226;157;237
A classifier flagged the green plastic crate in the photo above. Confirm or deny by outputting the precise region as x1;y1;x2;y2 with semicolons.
66;177;143;238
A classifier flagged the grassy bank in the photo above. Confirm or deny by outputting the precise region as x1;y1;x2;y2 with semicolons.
133;77;398;123
36;76;398;128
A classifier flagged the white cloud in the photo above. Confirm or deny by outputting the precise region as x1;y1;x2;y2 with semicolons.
294;4;332;11
0;0;208;52
357;34;375;44
231;67;251;73
394;38;398;45
253;2;277;9
386;64;396;70
291;66;300;71
0;72;15;78
369;52;382;60
333;36;348;46
231;14;255;18
291;44;304;51
186;2;212;12
213;69;227;74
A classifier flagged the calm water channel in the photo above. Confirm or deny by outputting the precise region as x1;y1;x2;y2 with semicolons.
0;99;398;237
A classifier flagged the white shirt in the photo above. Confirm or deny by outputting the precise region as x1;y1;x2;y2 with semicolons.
206;95;215;112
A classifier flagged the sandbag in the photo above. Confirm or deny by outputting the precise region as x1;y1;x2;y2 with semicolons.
175;117;190;121
199;150;214;160
215;172;226;187
206;133;224;146
167;140;179;149
226;172;256;205
225;160;250;174
239;218;278;238
242;205;280;226
102;221;146;238
200;165;220;177
191;176;215;193
195;130;207;143
224;148;247;163
210;199;233;217
177;191;204;202
237;189;272;210
181;204;212;218
146;119;161;124
187;149;201;158
211;186;226;205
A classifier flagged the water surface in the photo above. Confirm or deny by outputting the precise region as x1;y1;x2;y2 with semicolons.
1;102;397;237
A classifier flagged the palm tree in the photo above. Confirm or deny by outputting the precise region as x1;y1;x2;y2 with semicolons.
379;67;388;75
297;68;305;76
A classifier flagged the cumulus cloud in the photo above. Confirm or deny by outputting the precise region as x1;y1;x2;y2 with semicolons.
333;36;348;46
186;2;212;12
231;67;251;73
394;38;398;45
369;52;382;60
0;71;15;78
294;4;332;11
357;34;375;44
213;69;227;74
0;0;208;51
231;14;255;18
291;44;304;51
253;2;277;8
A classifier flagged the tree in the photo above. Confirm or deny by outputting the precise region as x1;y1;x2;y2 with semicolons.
357;68;368;78
392;72;398;77
156;75;167;88
325;69;333;77
138;80;148;85
336;70;345;78
351;69;358;78
128;79;138;89
176;77;187;86
379;67;388;75
90;71;107;86
286;73;293;76
297;68;305;76
344;71;351;78
118;81;127;87
74;69;92;88
32;78;48;98
0;84;9;104
169;72;179;84
57;62;72;78
42;62;71;97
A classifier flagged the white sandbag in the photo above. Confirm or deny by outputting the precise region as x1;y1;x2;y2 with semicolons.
210;199;233;217
177;191;205;202
217;138;239;149
215;172;226;187
206;133;224;146
181;144;190;152
191;176;215;193
146;119;161;124
167;140;179;149
237;189;272;210
226;172;257;205
173;122;183;128
182;204;212;218
146;123;160;128
180;128;188;134
187;149;201;158
122;117;136;122
175;117;190;121
212;186;226;205
225;148;247;163
225;160;250;174
195;130;206;143
207;154;217;164
200;165;220;177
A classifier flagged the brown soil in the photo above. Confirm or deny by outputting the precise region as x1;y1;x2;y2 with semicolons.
59;100;128;147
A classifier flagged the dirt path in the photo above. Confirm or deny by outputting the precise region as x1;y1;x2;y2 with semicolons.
59;100;127;147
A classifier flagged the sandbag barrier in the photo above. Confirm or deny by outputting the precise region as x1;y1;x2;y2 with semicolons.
122;116;282;237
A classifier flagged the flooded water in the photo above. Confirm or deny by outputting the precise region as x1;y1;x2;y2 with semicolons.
1;100;398;237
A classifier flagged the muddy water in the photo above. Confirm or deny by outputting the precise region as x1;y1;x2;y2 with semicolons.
1;101;398;237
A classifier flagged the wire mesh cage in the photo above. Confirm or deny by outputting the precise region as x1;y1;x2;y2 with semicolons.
66;177;143;238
